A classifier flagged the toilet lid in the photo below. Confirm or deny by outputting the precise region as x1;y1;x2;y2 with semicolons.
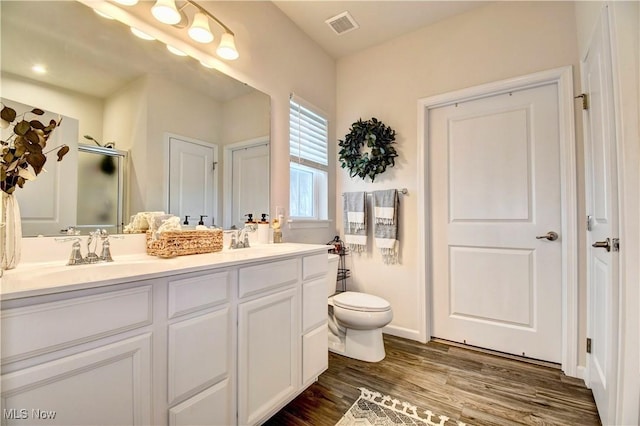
333;291;390;312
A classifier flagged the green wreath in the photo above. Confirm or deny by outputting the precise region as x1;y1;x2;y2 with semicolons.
338;117;398;182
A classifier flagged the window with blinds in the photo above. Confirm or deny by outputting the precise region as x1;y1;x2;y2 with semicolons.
289;98;328;170
289;96;328;220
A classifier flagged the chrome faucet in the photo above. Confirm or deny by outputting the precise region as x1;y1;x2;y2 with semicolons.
56;229;121;265
228;224;256;249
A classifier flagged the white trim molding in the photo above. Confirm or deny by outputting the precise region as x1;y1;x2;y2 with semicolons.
417;66;579;377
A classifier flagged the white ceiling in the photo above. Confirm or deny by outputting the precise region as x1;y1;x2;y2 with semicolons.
272;1;490;59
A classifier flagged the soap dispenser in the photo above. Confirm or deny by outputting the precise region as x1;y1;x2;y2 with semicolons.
257;213;269;244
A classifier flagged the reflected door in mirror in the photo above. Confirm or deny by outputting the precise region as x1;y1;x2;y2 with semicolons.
169;136;217;226
231;143;269;229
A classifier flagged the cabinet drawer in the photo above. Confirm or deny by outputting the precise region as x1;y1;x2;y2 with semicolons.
303;253;328;280
302;277;327;333
169;379;231;426
168;271;231;319
1;286;152;363
238;259;298;298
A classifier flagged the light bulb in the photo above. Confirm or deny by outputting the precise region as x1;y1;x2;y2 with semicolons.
114;0;138;5
130;27;155;41
151;0;181;25
200;59;216;69
188;12;214;44
32;64;47;74
94;9;114;20
216;33;239;60
166;45;187;56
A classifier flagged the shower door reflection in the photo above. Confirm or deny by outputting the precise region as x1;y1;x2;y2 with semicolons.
76;144;127;234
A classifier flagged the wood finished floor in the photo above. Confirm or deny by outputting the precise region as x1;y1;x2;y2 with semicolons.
265;335;600;426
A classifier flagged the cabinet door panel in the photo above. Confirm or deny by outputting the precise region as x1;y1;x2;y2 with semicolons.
302;277;327;333
238;288;298;425
1;334;151;426
303;324;328;385
168;308;230;404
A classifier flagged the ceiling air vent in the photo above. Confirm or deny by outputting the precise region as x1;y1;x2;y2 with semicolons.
325;11;359;36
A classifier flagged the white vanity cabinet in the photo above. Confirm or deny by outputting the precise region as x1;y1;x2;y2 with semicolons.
0;282;156;425
0;244;328;426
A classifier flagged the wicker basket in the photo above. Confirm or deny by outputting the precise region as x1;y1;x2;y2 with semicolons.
146;229;223;258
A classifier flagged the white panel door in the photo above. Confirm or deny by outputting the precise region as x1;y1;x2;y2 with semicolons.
169;137;216;226
430;83;562;362
231;144;269;228
3;99;79;236
581;6;619;424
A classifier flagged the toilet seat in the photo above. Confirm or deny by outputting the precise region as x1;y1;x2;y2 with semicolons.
333;291;390;312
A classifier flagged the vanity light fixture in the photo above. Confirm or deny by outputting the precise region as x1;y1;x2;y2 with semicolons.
151;0;182;25
130;27;156;41
188;12;214;43
152;0;239;60
216;32;239;60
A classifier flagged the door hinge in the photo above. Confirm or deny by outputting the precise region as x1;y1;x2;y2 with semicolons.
586;215;593;231
586;337;592;354
575;93;589;110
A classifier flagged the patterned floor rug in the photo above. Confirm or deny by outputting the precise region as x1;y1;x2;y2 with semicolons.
336;387;467;426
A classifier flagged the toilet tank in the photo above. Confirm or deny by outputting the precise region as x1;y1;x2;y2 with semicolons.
328;254;339;297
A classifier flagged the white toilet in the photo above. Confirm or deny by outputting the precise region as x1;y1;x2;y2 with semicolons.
327;254;393;362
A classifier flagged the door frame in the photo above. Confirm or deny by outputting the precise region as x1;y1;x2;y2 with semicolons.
163;132;219;220
222;135;269;229
417;66;579;377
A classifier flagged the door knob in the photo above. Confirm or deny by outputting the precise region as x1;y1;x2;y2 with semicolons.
592;238;611;252
536;231;559;241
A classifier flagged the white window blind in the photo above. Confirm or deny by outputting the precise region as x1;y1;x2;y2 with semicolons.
289;97;328;171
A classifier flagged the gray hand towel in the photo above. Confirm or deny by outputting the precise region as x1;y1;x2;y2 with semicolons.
373;189;399;264
343;191;367;253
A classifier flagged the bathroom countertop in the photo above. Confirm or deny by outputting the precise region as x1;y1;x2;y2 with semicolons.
1;243;329;301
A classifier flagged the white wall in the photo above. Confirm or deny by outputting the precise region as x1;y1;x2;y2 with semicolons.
1;72;104;142
336;2;584;345
221;91;270;146
575;2;639;423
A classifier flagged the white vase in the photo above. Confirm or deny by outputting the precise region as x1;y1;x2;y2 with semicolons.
1;192;22;270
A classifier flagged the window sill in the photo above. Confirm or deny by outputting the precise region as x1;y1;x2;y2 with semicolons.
287;219;332;230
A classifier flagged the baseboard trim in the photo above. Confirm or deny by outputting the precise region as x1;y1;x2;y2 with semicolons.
382;325;425;343
575;365;587;382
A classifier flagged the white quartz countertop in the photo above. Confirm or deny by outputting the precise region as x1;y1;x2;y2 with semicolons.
1;240;329;301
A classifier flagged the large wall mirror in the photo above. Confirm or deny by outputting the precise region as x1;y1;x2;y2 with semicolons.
1;0;270;236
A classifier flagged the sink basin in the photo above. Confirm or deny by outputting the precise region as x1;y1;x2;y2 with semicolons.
2;254;160;291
